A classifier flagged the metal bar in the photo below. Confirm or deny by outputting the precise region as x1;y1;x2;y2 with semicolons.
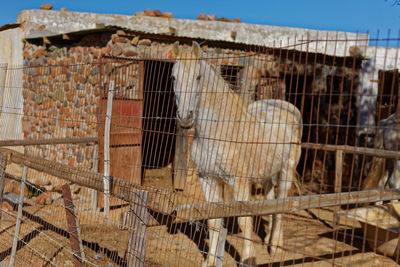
62;184;84;267
90;145;99;211
126;190;148;267
0;137;98;147
103;80;115;219
215;228;227;267
0;152;7;222
9;165;27;267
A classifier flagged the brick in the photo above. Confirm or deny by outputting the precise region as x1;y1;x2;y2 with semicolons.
40;4;53;10
153;9;163;16
198;13;207;20
162;12;173;18
144;9;155;16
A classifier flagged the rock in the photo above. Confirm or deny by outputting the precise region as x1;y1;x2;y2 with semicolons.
144;9;155;16
50;192;62;201
123;48;138;57
94;254;104;260
112;34;127;43
133;11;145;17
111;44;123;57
64;260;74;267
105;262;114;267
162;12;173;18
2;201;13;212
153;9;163;17
60;7;67;11
138;39;151;46
131;36;140;46
207;14;216;21
217;17;233;22
198;13;207;21
116;30;126;36
36;192;51;205
40;4;53;10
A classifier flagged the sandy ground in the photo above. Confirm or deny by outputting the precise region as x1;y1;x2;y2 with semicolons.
0;166;398;266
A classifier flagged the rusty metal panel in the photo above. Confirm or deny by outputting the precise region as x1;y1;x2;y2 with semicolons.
98;99;142;147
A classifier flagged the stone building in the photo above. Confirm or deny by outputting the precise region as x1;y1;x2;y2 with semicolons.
0;8;397;189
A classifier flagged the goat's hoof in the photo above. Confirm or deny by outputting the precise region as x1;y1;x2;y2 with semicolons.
241;257;256;266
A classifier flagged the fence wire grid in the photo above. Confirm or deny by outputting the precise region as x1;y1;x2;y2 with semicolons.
0;33;399;267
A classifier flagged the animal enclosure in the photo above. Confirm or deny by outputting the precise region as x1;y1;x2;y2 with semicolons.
0;33;400;267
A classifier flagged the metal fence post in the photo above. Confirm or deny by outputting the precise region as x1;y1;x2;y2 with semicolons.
0;152;7;223
103;80;114;219
216;228;227;267
90;145;99;211
9;165;27;267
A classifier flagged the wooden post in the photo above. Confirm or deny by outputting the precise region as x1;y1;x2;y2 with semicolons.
62;184;85;267
0;152;7;222
173;126;188;190
126;190;148;267
103;80;115;218
9;165;27;267
215;228;227;267
335;150;343;194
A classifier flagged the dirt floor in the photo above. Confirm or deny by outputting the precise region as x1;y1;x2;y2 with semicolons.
0;165;399;266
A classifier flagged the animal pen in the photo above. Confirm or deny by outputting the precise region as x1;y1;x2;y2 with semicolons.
1;33;400;267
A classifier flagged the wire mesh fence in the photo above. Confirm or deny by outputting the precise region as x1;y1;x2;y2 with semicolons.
0;33;399;266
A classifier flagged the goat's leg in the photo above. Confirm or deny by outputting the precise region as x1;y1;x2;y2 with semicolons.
263;178;275;249
269;146;300;254
233;177;256;265
199;176;223;267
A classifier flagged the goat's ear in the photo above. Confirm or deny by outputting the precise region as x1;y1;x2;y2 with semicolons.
172;41;180;58
192;41;202;58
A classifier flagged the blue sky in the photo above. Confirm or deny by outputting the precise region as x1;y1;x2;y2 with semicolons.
1;1;400;46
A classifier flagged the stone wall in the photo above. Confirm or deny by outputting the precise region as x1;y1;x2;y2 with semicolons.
20;30;282;179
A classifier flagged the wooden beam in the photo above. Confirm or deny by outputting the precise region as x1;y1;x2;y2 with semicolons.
173;189;400;223
301;142;400;159
0;137;98;147
0;147;175;215
334;150;343;194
